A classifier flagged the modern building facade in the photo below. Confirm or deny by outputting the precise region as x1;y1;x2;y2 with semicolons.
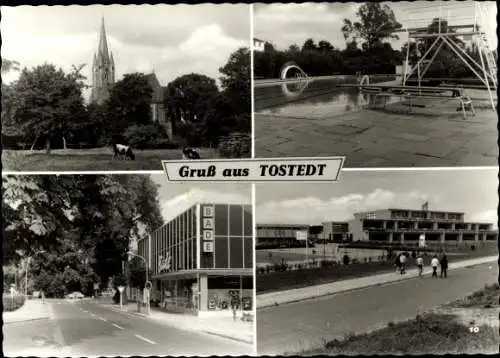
259;207;497;248
91;18;115;104
256;224;311;248
325;208;498;245
137;202;253;316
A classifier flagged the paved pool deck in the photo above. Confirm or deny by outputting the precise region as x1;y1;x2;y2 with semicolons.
255;95;497;168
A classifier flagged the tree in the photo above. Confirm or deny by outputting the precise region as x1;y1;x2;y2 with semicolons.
127;256;151;289
342;3;402;52
219;47;251;115
164;73;219;140
318;40;334;52
302;39;317;52
6;63;87;152
106;73;153;142
1;59;20;74
2;174;163;291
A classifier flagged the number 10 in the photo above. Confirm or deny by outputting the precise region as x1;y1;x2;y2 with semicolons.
469;326;479;333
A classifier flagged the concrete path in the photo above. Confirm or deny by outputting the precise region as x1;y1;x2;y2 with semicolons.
96;301;254;345
3;298;50;324
258;255;497;308
254;83;497;167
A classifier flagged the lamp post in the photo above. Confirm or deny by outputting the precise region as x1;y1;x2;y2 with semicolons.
127;251;150;314
25;250;45;298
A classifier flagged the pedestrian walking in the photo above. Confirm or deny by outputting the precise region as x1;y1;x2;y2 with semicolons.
394;254;401;274
431;255;439;278
399;253;407;275
416;255;424;277
230;295;238;321
440;254;448;278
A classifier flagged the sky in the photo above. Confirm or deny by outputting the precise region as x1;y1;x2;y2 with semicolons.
1;4;250;101
254;1;497;51
256;169;498;227
150;174;251;224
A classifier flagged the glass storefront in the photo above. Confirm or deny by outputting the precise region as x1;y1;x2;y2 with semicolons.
138;202;253;316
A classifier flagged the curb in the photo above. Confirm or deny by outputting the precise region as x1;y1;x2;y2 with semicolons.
99;303;252;344
201;330;253;345
258;257;497;309
3;316;50;325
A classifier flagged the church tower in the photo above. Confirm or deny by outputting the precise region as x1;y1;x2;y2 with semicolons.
91;17;115;104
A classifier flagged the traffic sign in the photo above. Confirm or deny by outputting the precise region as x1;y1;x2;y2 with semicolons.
145;281;152;290
118;286;125;293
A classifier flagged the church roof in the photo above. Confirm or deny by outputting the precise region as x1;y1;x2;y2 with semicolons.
144;73;164;103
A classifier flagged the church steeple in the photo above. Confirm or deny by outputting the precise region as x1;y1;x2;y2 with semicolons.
98;17;110;64
91;17;115;104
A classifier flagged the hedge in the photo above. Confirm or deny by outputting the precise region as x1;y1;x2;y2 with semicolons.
3;294;25;312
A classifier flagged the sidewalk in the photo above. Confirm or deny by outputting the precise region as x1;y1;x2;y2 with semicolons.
96;301;253;345
3;298;51;324
258;255;497;308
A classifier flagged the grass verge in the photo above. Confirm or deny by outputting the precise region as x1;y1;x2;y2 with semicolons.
299;313;498;356
447;283;499;308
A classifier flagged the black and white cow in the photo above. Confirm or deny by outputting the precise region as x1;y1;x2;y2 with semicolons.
182;147;201;159
113;143;135;160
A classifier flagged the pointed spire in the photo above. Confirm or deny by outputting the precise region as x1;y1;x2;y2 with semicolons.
98;16;110;63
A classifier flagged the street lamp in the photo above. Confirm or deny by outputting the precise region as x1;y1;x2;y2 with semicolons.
127;251;150;314
25;250;46;298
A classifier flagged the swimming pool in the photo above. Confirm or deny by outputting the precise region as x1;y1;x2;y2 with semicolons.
254;76;398;119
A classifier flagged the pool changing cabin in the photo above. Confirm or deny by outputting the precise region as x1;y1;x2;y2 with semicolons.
137;203;253;317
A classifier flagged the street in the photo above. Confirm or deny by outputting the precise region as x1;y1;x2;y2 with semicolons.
4;299;252;357
257;262;498;355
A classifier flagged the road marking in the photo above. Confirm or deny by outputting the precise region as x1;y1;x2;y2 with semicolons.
134;334;156;345
112;323;124;330
90;313;96;317
98;317;107;322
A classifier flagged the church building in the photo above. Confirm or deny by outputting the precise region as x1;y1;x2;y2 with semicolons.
91;17;115;104
90;18;172;139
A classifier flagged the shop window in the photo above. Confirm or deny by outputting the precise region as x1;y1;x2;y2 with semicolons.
229;205;244;236
229;236;244;268
243;237;253;268
214;204;228;236
243;206;253;237
214;237;229;268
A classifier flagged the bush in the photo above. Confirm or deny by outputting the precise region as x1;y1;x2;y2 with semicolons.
343;254;351;265
124;124;179;149
3;295;25;312
218;132;251;158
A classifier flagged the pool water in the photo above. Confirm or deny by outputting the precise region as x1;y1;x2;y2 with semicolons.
254;76;399;118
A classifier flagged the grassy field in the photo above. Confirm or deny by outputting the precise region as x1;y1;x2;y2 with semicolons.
300;284;500;355
2;147;219;171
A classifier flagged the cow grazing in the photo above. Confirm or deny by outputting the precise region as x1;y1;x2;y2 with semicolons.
113;143;135;160
182;147;201;159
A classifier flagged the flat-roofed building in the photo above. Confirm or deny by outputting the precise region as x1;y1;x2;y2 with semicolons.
346;208;497;245
137;202;253;317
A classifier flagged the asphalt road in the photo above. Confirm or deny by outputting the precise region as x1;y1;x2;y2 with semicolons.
4;299;252;357
257;262;498;355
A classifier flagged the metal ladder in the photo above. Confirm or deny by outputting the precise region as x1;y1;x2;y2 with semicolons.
478;33;497;89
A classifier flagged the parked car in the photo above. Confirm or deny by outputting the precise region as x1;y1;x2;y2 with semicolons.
65;291;84;299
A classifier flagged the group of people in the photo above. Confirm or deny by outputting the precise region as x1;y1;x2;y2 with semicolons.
395;252;448;278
